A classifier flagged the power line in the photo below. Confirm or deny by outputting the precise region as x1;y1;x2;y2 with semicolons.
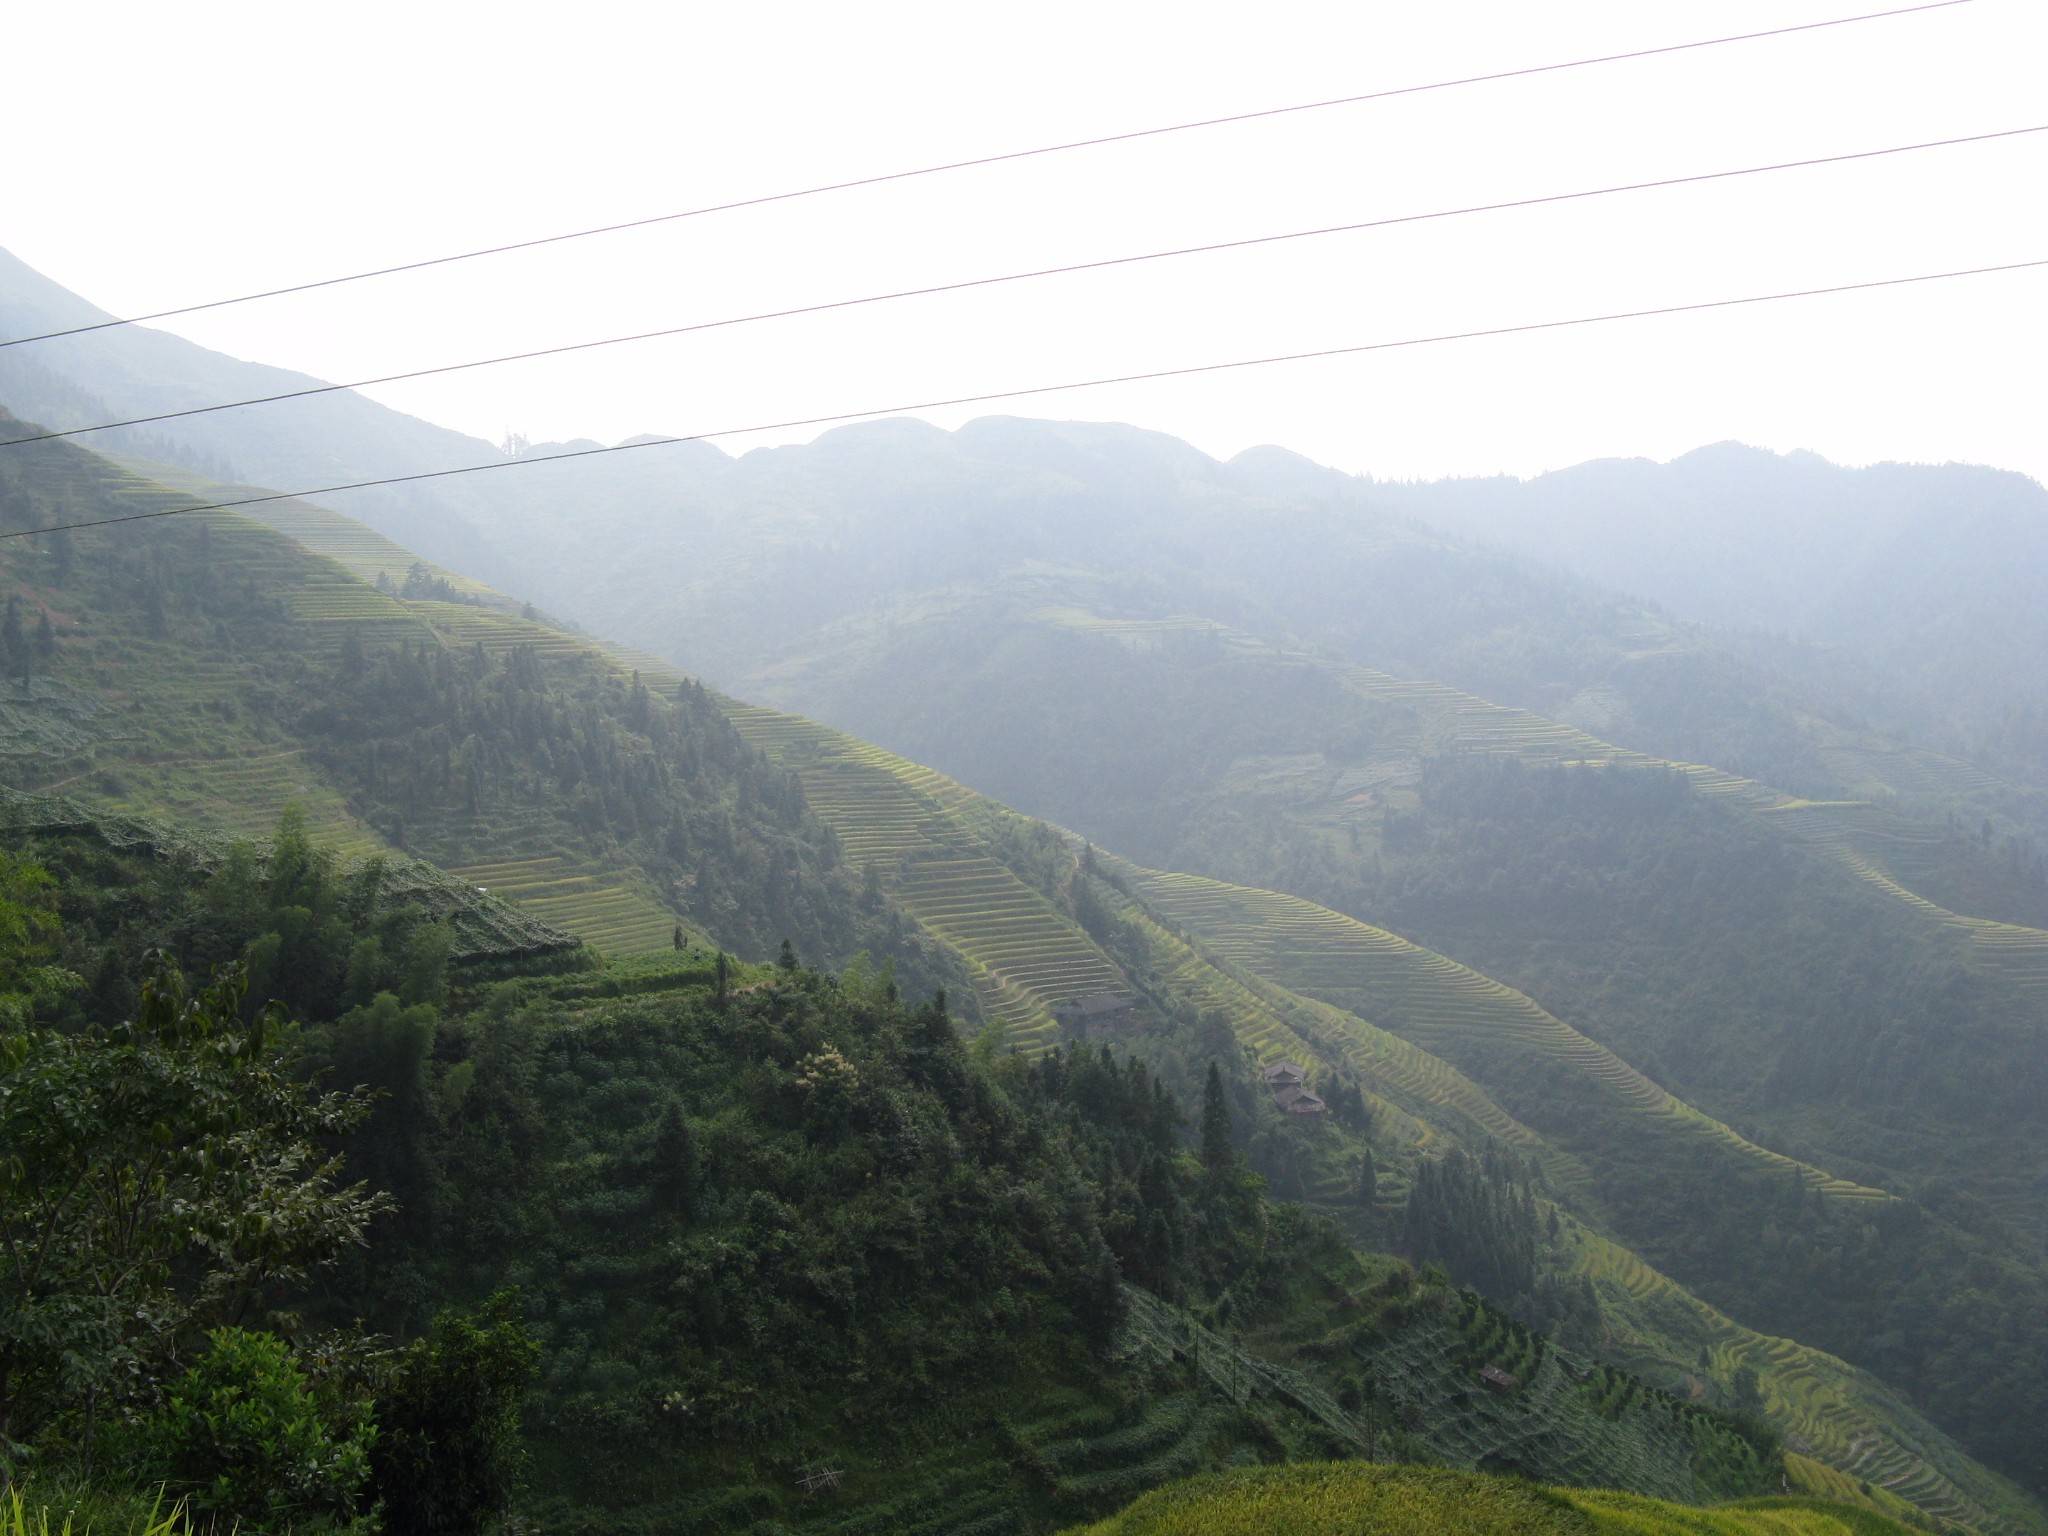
4;253;2040;544
8;122;2039;453
0;0;1975;352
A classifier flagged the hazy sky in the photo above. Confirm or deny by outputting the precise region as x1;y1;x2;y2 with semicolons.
5;0;2045;483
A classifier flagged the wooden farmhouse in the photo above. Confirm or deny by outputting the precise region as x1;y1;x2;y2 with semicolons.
1053;993;1137;1038
1262;1060;1325;1115
1479;1365;1520;1394
1273;1084;1327;1116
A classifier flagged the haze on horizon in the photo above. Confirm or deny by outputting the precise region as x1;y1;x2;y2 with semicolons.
4;0;2045;485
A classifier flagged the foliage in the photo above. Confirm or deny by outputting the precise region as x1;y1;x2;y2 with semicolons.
1;1485;198;1536
1060;1462;1923;1536
140;1327;374;1533
0;947;382;1468
369;1292;539;1536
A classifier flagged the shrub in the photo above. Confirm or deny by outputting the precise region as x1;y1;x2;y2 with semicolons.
370;1291;539;1536
142;1328;374;1533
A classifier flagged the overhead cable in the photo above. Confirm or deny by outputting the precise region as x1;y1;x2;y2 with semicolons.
2;253;2040;543
5;121;2040;452
0;0;1976;351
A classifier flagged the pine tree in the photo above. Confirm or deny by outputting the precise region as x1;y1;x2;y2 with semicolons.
648;1099;699;1218
1357;1146;1378;1204
1199;1062;1233;1176
1;595;21;681
713;951;730;1008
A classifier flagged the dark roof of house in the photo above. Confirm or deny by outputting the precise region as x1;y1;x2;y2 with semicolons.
1261;1060;1307;1084
1054;993;1134;1017
1273;1085;1326;1113
1479;1365;1519;1390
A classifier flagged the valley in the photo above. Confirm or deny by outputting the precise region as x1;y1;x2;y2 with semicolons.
4;218;2047;1534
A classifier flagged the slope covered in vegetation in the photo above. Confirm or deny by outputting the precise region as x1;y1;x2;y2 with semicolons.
4;815;1804;1536
0;410;962;992
696;701;2039;1534
1062;1463;1920;1536
746;593;2048;1500
1;403;2038;1529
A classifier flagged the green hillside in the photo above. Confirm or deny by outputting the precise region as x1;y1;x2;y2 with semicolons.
3;415;2039;1531
1061;1462;1921;1536
7;258;2037;853
737;592;2048;1492
0;816;1806;1536
694;701;2037;1535
0;411;966;991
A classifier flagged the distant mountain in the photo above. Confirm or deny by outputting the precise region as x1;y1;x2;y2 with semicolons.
6;245;2044;835
9;407;2044;1528
1374;443;2048;775
0;243;529;588
15;423;2030;1532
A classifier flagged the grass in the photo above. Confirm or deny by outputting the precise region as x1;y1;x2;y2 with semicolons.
1057;1463;1921;1536
3;1487;195;1536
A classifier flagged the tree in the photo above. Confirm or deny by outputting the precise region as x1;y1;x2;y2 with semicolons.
370;1292;540;1536
1200;1061;1234;1176
1;596;21;683
143;1327;376;1532
647;1098;700;1219
0;952;385;1462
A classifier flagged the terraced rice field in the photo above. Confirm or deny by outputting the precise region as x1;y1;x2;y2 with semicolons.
238;495;497;597
1571;1233;2024;1536
283;573;423;645
1043;608;2048;1006
1095;893;1565;1196
1761;802;2048;994
441;855;676;955
1127;866;1887;1205
724;704;1123;1047
106;748;383;855
407;601;595;660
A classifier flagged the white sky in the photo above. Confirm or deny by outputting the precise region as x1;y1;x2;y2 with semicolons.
3;0;2045;484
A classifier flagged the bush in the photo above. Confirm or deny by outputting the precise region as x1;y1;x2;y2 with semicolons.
370;1292;539;1536
142;1328;374;1533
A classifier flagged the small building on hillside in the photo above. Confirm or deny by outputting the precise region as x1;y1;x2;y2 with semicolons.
1261;1060;1308;1089
1479;1365;1519;1394
1273;1084;1327;1116
1053;993;1137;1037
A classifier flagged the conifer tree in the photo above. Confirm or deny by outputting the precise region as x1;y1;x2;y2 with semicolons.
1200;1061;1233;1175
2;594;21;681
649;1099;699;1218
